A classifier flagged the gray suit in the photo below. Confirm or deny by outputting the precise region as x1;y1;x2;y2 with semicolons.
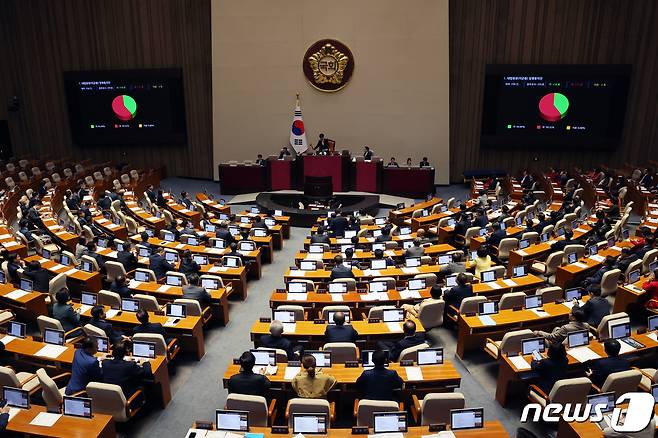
535;320;589;344
52;303;81;332
182;285;212;307
404;246;425;258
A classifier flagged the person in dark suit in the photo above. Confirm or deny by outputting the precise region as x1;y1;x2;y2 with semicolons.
533;213;550;234
419;157;431;168
66;337;102;395
227;351;272;396
145;185;157;203
278;146;291;159
260;321;301;360
182;274;212;308
635;237;655;259
452;213;469;238
97;191;112;211
179;250;201;278
90;306;124;344
373;249;395;267
83;241;106;273
379;320;426;362
324;311;357;343
133;309;168;338
149;247;175;280
156;190;167;208
615;248;639;277
177;191;193;209
255;154;266;166
375;227;392;242
52;288;81;333
117;242;139;272
356;350;403;400
576;284;610;327
486;221;506;248
472;210;489;228
530;342;569;394
363;146;374;160
0;404;9;431
404;238;425;258
550;229;575;251
310;226;331;244
586;339;630;387
215;221;235;245
110;276;132;299
328;212;348;237
23;260;52;292
443;273;474;311
5;253;23;284
66;189;81;211
101;341;152;398
386;157;399;168
584;256;616;286
314;133;329;155
330;255;354;280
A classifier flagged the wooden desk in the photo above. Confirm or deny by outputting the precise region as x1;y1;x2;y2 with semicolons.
302;234;418;250
294;244;455;265
456;299;586;359
92;215;128;240
73;303;206;361
0;225;28;257
124;199;166;231
613;275;649;313
0;333;172;407
6;404;115;438
195;192;231;215
222;361;461;392
25;255;102;293
0;282;48;321
250;319;425;350
554;243;629;288
127;279;230;325
410;209;459;232
388;197;442;225
162;193;202;228
188;423;508;437
199;264;248;300
495;331;658;406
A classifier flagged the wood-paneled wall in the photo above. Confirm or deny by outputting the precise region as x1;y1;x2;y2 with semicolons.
449;0;658;182
0;0;212;178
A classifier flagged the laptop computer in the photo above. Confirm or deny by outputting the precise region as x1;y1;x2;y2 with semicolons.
567;330;590;348
450;408;484;430
3;387;29;409
417;348;443;365
166;303;187;318
132;340;156;359
292;413;327;435
43;328;65;346
373;412;407;434
215;409;249;432
63;396;93;418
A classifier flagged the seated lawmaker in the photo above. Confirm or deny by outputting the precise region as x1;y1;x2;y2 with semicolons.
356;350;403;401
149;247;175;280
182;273;212;308
324;311;357;343
52;288;81;333
373;248;395;267
379;320;426;362
405;157;413;167
227;351;272;396
530;342;569;395
66;337;102;395
386;157;399;168
404;238;425;258
550;229;575;251
375;226;392;242
90;306;124;344
586;339;630;388
260;321;301;360
291;354;336;398
403;285;443;319
473;246;493;278
486;220;506;247
533;308;589;344
443;273;473;311
117;242;139;272
23;260;52;292
419;157;431;168
133;309;168;339
575;284;610;327
179;250;201;278
440;252;467;275
278;146;292;159
330;255;354;280
363;146;373;160
311;226;331;244
314;133;330;155
102;341;152;398
110;275;132;299
255;154;266;166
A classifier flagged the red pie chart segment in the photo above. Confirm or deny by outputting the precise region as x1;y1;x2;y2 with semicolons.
112;95;137;121
538;92;569;122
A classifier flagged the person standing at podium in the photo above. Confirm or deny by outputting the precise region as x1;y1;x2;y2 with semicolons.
363;146;373;160
314;133;330;155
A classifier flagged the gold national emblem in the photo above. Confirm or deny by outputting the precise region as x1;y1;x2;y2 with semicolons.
303;39;354;92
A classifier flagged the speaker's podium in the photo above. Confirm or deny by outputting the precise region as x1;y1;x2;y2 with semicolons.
304;176;333;198
268;155;293;190
303;153;349;192
354;156;382;192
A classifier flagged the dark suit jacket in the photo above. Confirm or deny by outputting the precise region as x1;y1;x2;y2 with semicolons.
580;296;611;327
356;367;404;400
391;333;426;361
179;259;200;277
589;356;630;388
145;190;157;202
84;251;106;271
149;253;175;279
24;267;52;292
0;412;7;431
182;285;212;307
550;239;573;252
530;357;568;394
328;216;349;237
66;349;102;395
487;228;506;247
97;197;112;210
227;370;271;396
444;284;474;311
117;250;139;272
310;234;330;244
52;303;81;332
110;281;132;299
330;265;354;280
325;324;358;343
364;151;373;160
216;229;235;244
259;334;296;360
315;139;329;152
473;216;489;228
90;318;122;344
133;322;168;338
101;357;152;398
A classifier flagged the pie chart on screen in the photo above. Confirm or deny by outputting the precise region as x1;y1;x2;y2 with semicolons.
538;92;569;122
111;95;137;121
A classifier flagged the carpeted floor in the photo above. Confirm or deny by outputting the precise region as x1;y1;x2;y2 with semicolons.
129;178;548;438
